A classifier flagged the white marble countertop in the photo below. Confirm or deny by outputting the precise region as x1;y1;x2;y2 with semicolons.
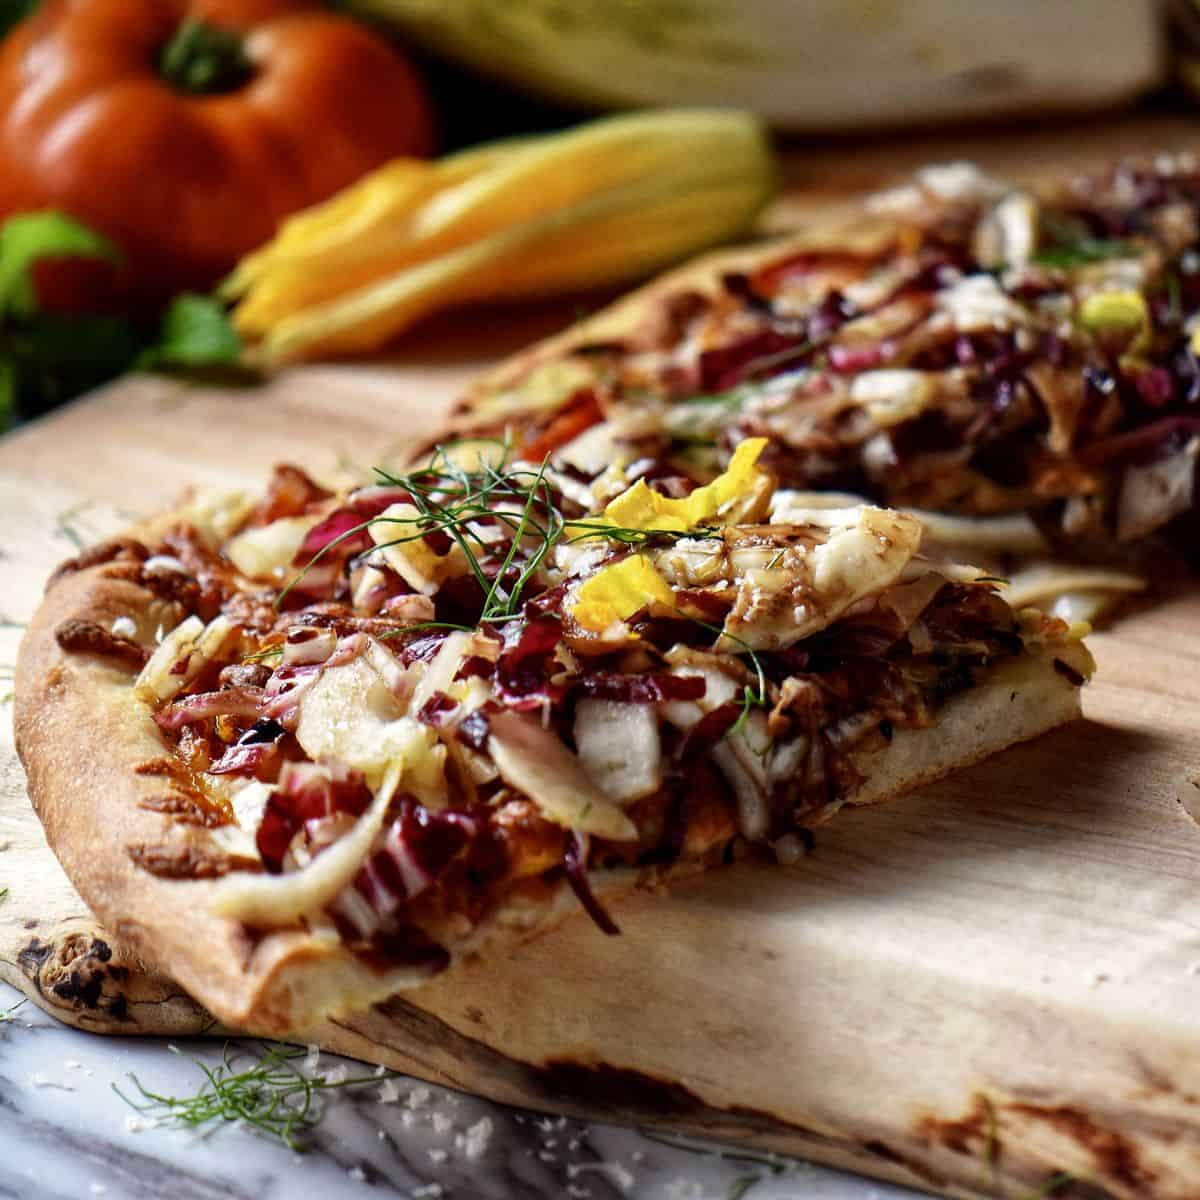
0;980;922;1200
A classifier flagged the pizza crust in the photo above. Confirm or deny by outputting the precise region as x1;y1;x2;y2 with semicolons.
446;213;897;437
847;640;1091;808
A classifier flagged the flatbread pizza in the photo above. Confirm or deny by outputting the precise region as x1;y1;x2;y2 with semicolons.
16;436;1091;1034
450;157;1200;574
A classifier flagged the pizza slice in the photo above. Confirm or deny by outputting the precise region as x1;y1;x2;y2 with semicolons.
16;442;1092;1034
448;155;1200;565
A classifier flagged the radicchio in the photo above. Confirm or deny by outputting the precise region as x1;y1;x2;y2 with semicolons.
207;717;286;778
576;673;705;704
153;686;265;731
353;797;478;918
1080;415;1200;467
563;833;620;936
261;662;322;727
697;329;810;391
494;615;567;711
674;702;743;759
256;762;372;873
827;341;890;373
293;486;413;566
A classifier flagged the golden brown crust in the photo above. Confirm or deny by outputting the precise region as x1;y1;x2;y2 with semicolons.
846;641;1092;808
444;213;897;438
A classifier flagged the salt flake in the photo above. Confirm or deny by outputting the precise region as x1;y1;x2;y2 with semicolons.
461;1116;493;1159
568;1162;634;1192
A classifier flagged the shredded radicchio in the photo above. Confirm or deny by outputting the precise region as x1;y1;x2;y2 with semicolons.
354;797;478;916
153;686;265;731
293;486;413;566
1079;415;1200;467
256;764;371;872
261;662;323;727
576;673;705;703
295;509;371;565
494;614;566;710
675;703;743;759
456;708;492;751
563;833;620;936
697;329;811;391
208;718;286;777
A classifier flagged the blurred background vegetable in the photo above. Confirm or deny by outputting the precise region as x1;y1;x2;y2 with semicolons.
1;0;1199;428
0;210;241;424
0;0;436;425
349;0;1165;130
224;108;775;363
0;0;435;304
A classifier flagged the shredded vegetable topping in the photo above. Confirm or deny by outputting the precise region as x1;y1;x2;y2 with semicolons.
455;155;1200;565
63;417;1089;968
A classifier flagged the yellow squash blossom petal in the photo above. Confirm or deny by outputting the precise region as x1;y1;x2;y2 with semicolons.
602;437;769;533
571;554;676;632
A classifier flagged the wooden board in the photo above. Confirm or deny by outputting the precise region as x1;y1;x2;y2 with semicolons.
6;113;1200;1200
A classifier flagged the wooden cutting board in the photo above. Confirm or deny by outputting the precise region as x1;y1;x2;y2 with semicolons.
5;113;1200;1200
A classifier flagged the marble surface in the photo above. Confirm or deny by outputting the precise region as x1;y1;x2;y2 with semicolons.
0;981;922;1200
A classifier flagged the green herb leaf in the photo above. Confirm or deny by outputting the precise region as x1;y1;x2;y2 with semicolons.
114;1040;404;1151
281;437;693;614
727;1176;762;1200
0;0;39;39
678;385;750;408
0;210;134;428
0;210;121;315
137;292;242;370
1031;237;1140;270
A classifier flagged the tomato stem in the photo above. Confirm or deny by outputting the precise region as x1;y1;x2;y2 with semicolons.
160;20;251;95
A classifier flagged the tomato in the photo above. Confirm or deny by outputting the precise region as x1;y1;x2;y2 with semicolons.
0;0;436;302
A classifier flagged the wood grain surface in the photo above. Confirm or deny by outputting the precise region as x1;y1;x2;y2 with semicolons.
4;114;1200;1200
